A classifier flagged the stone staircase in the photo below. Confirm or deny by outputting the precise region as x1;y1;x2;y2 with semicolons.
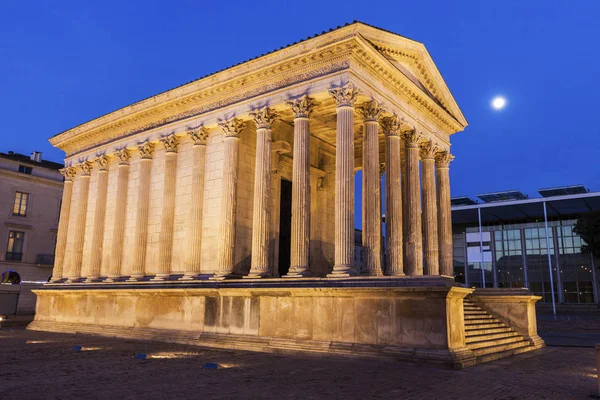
463;297;540;364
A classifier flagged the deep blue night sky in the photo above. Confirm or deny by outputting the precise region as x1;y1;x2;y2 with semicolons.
2;1;599;229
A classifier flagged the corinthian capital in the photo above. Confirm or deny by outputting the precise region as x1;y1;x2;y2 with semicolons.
79;160;93;176
59;166;77;181
419;140;440;160
358;100;384;122
138;141;155;159
401;129;423;148
188;126;209;146
160;134;179;153
95;155;110;171
286;95;318;118
329;83;359;108
250;106;278;129
379;115;402;137
435;150;454;168
114;148;131;164
219;117;246;139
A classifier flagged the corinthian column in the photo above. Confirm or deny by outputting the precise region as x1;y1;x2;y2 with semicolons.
85;156;110;282
213;117;245;279
105;149;131;282
50;167;76;282
436;150;455;276
246;107;278;278
67;161;93;283
128;141;155;281
180;127;209;280
402;129;423;276
328;84;359;277
284;95;318;278
420;140;440;276
358;100;383;276
381;115;404;276
153;134;180;281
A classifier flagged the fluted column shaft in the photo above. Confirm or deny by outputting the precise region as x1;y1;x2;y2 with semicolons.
50;167;75;282
154;136;179;280
436;152;454;276
404;132;423;275
106;151;130;282
85;157;110;281
67;162;92;282
181;128;208;280
330;106;355;276
420;143;439;276
362;120;382;275
129;142;154;281
248;108;277;278
381;117;404;276
214;118;244;279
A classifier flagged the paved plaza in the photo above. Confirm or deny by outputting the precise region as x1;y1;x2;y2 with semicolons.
0;319;597;400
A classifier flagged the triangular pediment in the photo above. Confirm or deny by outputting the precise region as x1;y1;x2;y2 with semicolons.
353;23;467;127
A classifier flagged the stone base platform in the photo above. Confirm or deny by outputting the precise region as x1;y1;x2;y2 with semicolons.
27;277;543;369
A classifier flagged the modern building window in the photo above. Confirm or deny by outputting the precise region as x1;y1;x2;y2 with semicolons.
524;227;559;303
6;231;25;262
18;165;32;174
495;229;525;288
12;191;29;217
557;224;594;304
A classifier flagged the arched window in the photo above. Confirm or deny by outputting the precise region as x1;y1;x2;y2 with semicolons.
1;270;21;284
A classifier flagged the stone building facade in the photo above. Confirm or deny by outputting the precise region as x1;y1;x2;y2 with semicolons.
0;151;63;313
30;22;544;367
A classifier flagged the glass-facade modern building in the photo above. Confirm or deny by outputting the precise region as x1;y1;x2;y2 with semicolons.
451;187;600;304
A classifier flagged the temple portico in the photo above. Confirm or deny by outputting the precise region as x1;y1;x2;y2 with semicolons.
48;84;456;282
33;22;544;367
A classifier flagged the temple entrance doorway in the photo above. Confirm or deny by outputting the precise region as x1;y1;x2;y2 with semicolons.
278;179;292;276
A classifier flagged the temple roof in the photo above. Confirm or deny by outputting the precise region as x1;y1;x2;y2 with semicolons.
50;21;467;157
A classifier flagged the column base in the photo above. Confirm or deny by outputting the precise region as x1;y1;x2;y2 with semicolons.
84;276;102;283
243;271;272;279
66;277;84;284
179;273;202;281
127;275;145;282
360;269;384;277
208;272;240;281
283;267;311;278
385;269;406;277
327;265;355;278
104;275;123;283
49;278;65;283
150;274;172;281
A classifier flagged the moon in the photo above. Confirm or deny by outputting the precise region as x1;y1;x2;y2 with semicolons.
491;96;507;110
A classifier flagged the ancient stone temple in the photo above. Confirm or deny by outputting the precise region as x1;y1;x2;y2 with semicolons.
29;22;544;368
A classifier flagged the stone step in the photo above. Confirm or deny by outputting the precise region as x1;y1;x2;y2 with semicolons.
463;310;488;316
465;326;514;336
465;322;508;330
471;340;531;357
465;315;499;322
466;335;524;350
465;330;519;342
463;306;483;311
474;343;537;364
